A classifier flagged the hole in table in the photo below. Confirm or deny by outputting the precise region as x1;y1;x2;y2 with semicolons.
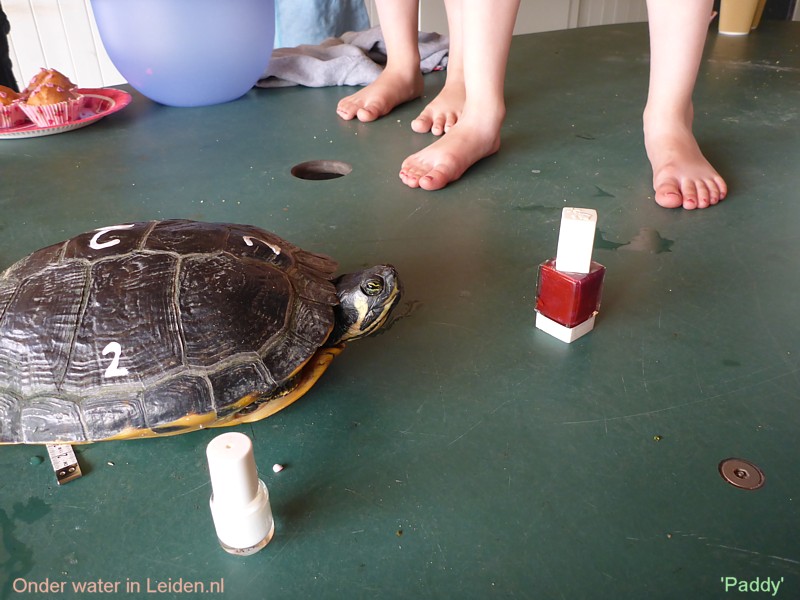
291;160;352;181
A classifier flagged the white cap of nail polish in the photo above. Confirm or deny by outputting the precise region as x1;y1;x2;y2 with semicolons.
207;432;274;555
555;207;598;274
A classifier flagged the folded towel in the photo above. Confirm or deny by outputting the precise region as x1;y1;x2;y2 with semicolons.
257;26;449;88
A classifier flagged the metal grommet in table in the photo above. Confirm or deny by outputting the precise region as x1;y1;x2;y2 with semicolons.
718;458;765;490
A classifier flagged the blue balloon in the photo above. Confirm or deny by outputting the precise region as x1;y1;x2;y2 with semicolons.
91;0;275;107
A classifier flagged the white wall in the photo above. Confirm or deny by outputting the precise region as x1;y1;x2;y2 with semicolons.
5;0;649;89
6;0;123;88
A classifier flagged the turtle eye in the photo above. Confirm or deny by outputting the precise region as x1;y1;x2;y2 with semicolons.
362;278;384;296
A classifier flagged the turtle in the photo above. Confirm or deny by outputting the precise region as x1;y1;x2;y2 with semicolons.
0;219;402;444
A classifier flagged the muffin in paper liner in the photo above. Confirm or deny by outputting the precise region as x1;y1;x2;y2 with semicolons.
20;85;83;127
0;102;30;129
23;68;77;95
0;85;30;129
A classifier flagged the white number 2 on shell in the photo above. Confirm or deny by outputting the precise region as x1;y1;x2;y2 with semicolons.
102;342;129;378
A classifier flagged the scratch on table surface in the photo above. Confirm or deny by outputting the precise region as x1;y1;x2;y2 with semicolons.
693;366;705;396
262;528;301;566
639;344;649;393
490;397;515;414
561;366;800;425
419;521;448;570
398;428;447;439
591;382;609;435
172;480;210;499
447;419;484;446
708;59;800;73
713;545;800;566
344;487;383;508
560;396;711;425
404;202;429;222
668;532;800;567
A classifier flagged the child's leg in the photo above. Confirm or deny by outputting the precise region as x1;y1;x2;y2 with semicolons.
399;0;520;191
336;1;423;122
410;0;465;136
644;0;727;209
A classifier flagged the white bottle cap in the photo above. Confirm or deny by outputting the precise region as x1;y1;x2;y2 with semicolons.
554;207;597;274
535;311;596;343
206;432;274;554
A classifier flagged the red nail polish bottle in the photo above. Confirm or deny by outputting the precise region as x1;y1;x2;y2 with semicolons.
535;208;605;343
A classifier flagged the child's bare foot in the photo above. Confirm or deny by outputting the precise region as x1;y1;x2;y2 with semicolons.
411;81;466;136
644;110;727;210
399;108;503;191
337;69;424;123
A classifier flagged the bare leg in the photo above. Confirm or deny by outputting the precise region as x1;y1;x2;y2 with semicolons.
644;0;727;209
410;0;465;136
400;0;520;191
336;1;423;123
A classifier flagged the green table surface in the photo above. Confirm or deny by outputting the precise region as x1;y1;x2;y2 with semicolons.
1;22;799;600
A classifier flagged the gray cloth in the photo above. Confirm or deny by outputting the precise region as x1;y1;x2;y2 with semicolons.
258;26;449;88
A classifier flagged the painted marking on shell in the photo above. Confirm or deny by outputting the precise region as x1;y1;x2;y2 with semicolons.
89;224;136;250
243;236;281;255
102;342;129;378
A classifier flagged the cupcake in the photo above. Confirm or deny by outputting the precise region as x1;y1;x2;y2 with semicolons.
20;82;82;127
0;85;18;105
0;85;28;129
23;68;77;96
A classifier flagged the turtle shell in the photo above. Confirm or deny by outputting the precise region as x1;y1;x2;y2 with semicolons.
0;220;340;444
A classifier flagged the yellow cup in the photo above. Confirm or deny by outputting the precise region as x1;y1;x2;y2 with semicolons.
718;0;760;35
751;0;767;29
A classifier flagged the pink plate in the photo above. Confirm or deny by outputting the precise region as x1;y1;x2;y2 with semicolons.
0;88;132;140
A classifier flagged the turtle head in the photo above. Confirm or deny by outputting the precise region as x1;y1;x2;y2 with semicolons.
329;265;402;345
